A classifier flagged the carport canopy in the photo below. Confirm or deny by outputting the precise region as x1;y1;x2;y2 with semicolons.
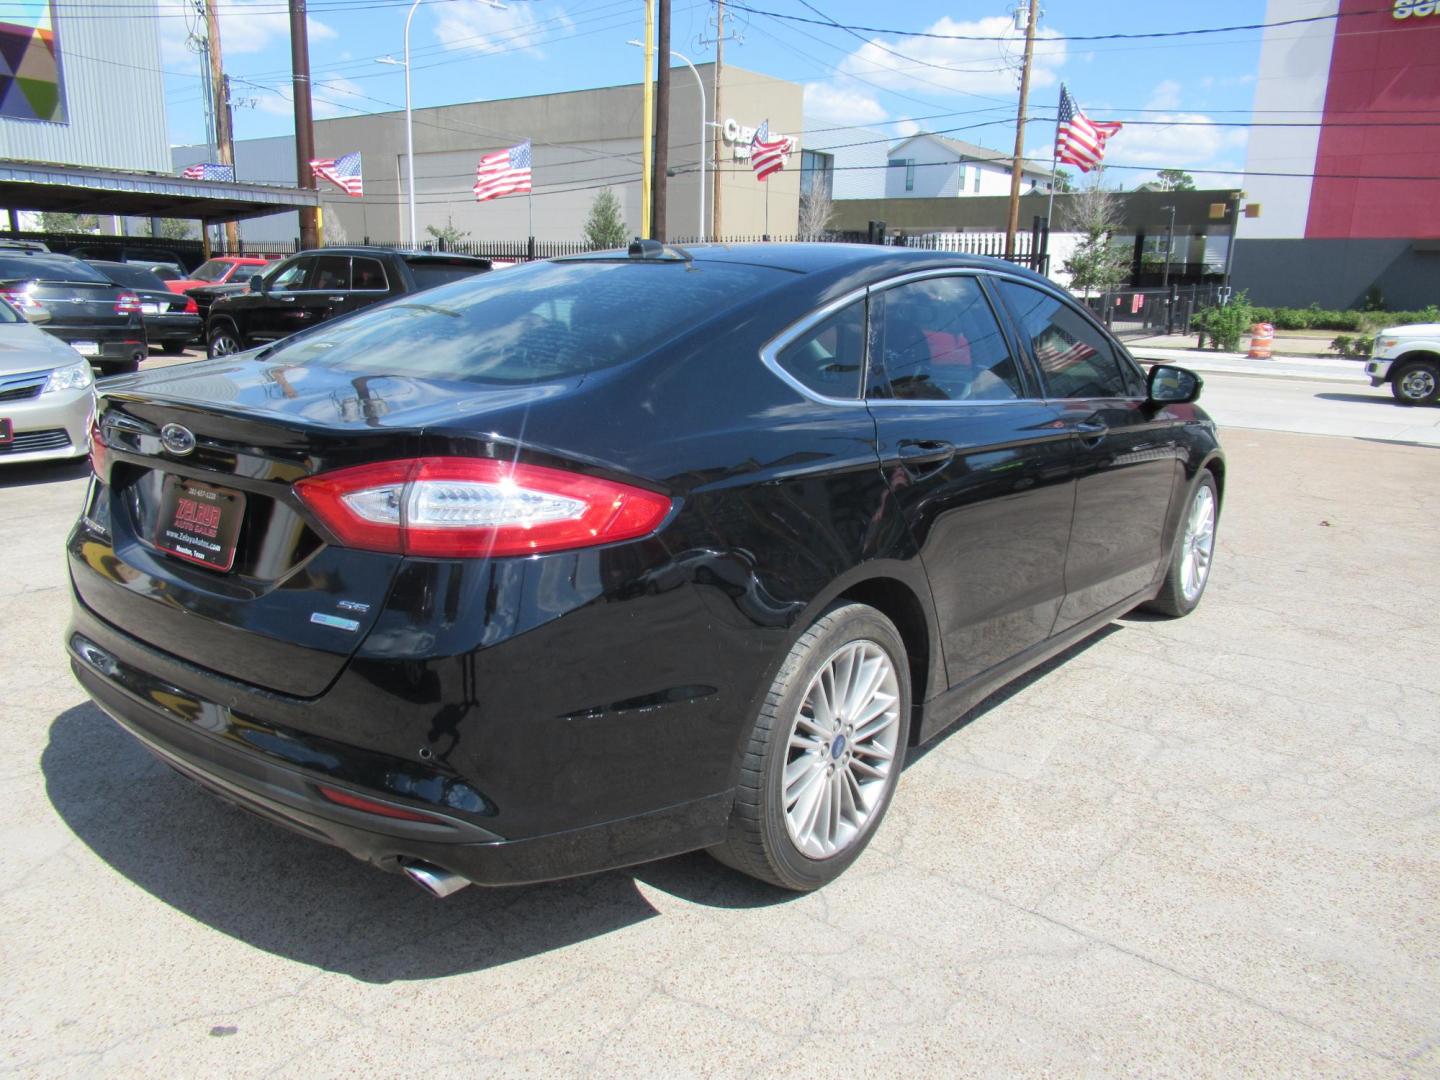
0;159;318;223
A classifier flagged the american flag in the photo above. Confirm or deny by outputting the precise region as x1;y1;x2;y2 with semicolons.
474;141;533;202
310;152;364;197
1055;86;1122;173
182;162;235;182
749;119;793;182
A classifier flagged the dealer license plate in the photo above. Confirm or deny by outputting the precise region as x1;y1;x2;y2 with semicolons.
140;303;160;314
153;475;245;572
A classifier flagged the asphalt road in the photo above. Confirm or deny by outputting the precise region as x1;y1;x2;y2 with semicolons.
2;413;1437;1074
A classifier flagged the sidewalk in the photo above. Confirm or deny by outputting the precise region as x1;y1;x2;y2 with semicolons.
1126;343;1370;384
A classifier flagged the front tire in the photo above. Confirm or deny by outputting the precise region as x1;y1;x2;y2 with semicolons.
1390;359;1440;406
1144;471;1219;617
710;603;911;891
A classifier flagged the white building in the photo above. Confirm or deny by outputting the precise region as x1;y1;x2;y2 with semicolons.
884;134;1053;200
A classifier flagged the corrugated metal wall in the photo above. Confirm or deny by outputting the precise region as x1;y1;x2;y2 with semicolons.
0;0;169;173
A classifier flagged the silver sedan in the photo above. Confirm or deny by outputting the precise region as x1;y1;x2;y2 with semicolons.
0;299;96;465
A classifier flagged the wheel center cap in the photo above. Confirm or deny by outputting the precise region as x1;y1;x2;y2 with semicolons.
830;734;847;759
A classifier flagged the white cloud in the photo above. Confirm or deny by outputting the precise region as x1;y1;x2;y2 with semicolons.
894;116;920;139
837;15;1067;98
1147;80;1182;110
432;4;571;57
803;81;889;126
157;0;334;74
1099;114;1249;189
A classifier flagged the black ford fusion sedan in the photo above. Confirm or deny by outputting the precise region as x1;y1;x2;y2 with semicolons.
67;243;1223;896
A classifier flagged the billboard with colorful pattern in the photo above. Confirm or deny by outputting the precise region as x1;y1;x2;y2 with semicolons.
0;0;65;123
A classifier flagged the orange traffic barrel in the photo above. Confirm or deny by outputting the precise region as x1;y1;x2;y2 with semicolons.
1248;322;1275;359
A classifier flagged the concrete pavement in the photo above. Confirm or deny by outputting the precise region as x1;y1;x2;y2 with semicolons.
1;428;1437;1076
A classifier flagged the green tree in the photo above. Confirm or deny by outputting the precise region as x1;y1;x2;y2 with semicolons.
39;212;99;233
1140;169;1196;192
1060;169;1131;296
152;218;195;240
584;188;628;250
1050;169;1075;194
424;215;469;249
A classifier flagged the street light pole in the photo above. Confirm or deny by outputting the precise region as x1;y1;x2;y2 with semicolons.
383;0;504;248
1161;202;1176;333
630;41;705;238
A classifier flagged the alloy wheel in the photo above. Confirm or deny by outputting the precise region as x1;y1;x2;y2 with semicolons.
782;640;901;860
1398;366;1436;402
210;332;239;357
1181;483;1216;602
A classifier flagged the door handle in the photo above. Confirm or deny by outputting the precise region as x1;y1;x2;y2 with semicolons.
327;295;346;302
896;439;956;475
1074;420;1108;446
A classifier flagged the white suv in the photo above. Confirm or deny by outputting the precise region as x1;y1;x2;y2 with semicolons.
1367;324;1440;406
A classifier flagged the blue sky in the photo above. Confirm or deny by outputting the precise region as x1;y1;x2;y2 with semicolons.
158;0;1266;188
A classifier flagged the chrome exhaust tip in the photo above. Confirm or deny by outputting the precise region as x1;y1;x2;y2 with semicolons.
401;861;472;899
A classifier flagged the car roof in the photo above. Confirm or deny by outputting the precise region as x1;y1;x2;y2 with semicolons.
289;246;489;264
568;242;1055;286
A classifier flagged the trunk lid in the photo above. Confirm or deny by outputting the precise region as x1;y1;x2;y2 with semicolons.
75;358;565;697
14;279;129;328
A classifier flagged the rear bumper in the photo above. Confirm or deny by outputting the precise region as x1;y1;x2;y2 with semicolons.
143;313;201;343
66;603;734;887
0;386;93;463
42;324;146;361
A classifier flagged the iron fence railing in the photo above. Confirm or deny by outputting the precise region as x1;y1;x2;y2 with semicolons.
1083;283;1223;339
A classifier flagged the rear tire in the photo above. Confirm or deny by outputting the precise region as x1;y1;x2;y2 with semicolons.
1144;471;1219;617
1390;359;1440;406
710;603;911;891
159;340;187;355
207;323;242;358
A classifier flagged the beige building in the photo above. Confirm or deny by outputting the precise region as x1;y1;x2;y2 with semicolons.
177;65;803;245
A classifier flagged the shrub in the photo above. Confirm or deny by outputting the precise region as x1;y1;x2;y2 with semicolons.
1192;291;1255;352
1329;334;1374;358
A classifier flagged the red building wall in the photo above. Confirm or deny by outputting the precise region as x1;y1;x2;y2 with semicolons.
1305;0;1440;239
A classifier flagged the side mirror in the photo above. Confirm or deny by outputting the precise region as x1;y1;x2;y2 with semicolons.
248;274;266;294
1148;363;1202;405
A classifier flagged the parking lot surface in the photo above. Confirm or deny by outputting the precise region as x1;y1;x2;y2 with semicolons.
2;427;1437;1077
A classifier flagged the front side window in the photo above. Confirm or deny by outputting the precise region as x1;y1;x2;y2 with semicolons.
873;276;1025;402
774;299;866;400
997;280;1132;399
267;257;314;292
351;257;388;291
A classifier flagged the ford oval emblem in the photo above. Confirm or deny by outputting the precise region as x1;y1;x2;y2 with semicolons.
159;423;196;456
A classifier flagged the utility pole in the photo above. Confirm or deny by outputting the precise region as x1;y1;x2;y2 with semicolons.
204;0;239;251
1004;0;1039;259
289;0;319;248
640;0;654;239
652;0;670;240
710;0;724;240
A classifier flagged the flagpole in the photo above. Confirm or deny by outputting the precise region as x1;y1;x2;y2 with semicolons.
527;191;533;244
764;179;770;239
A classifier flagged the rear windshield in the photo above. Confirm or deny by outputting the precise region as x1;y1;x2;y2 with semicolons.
190;260;231;282
406;258;489;291
94;263;167;290
270;258;787;384
0;254;110;284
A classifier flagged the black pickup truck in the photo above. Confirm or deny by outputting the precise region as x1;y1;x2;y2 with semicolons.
205;247;492;357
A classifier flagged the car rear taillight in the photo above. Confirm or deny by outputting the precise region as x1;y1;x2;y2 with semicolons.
2;286;43;316
293;457;673;558
316;784;446;823
115;292;141;314
182;295;198;313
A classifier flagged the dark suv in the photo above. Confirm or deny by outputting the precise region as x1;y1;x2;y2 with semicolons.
205;247;492;357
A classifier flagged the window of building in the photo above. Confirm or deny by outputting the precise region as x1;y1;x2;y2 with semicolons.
800;150;834;201
873;276;1025;402
774;299;866;399
891;157;916;192
996;280;1134;399
973;165;982;193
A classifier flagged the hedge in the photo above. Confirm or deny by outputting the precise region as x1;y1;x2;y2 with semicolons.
1243;303;1440;332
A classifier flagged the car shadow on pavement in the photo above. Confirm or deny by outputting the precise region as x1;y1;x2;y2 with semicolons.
42;702;795;982
0;458;89;489
1314;392;1394;405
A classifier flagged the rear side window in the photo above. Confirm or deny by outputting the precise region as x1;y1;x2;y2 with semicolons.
352;257;388;291
774;300;866;399
997;280;1133;399
407;259;488;291
873;276;1024;401
0;254;109;284
311;255;351;291
270;258;788;385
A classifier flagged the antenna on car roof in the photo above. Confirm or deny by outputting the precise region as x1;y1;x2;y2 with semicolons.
627;238;693;263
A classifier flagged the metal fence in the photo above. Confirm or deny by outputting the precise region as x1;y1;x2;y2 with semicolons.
1083;283;1223;340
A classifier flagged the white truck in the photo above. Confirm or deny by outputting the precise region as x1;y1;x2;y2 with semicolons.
1366;324;1440;406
